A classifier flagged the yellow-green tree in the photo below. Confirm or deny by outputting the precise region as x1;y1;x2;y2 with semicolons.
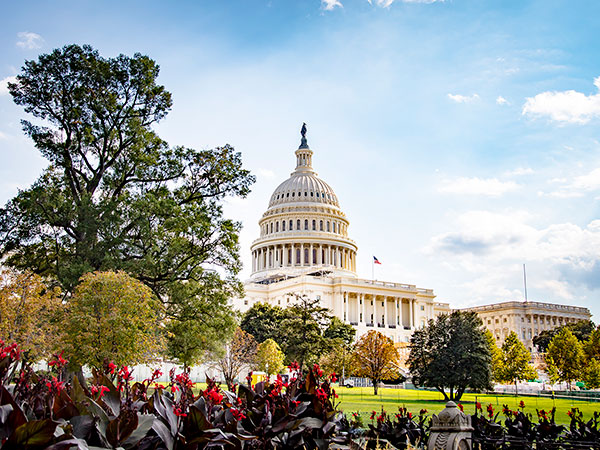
584;358;600;389
485;329;503;382
353;330;400;395
61;271;164;368
584;328;600;361
497;331;536;394
546;328;583;390
256;339;284;376
0;269;62;361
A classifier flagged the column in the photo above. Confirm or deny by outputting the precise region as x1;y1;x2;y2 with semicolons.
360;293;365;323
343;291;347;323
310;243;314;265
411;299;416;329
300;243;304;265
394;297;399;327
283;245;288;266
373;295;377;326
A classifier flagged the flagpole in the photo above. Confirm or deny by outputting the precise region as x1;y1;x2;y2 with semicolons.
372;258;374;281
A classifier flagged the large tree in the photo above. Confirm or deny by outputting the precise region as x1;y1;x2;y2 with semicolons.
240;302;288;344
279;294;333;369
546;327;583;390
485;329;503;382
61;271;163;368
0;269;63;362
352;330;400;395
497;331;536;395
533;320;595;353
408;311;492;402
256;339;285;377
1;45;254;351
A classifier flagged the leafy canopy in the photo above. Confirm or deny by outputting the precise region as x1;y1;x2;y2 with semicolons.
256;339;285;376
546;327;583;389
352;330;400;395
61;270;163;367
215;327;258;390
0;269;63;362
1;44;254;357
497;331;536;392
408;311;492;402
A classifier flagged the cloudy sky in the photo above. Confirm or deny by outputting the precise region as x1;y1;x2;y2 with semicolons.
1;0;599;318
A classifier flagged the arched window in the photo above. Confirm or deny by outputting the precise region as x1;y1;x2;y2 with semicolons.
282;221;286;231
304;219;309;230
289;219;293;230
270;223;273;233
327;221;330;232
333;222;336;233
275;222;279;232
312;220;316;230
319;220;323;231
297;219;301;230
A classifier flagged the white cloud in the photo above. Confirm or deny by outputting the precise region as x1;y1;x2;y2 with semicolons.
522;76;600;124
0;131;7;140
496;96;509;105
504;167;534;176
0;76;17;96
438;177;519;196
367;0;443;6
16;32;43;50
322;0;343;10
545;166;600;198
447;93;480;103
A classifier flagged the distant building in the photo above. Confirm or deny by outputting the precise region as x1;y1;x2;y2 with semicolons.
460;301;592;352
233;127;450;343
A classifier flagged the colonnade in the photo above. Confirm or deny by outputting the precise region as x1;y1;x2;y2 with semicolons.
341;292;417;330
252;243;356;272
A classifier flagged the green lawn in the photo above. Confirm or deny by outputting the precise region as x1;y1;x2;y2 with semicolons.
333;386;600;425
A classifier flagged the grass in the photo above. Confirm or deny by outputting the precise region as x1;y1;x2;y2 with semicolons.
333;386;600;425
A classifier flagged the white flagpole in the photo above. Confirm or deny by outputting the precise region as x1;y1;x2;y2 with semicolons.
372;257;374;281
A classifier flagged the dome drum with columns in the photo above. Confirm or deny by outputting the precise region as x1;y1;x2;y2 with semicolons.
237;125;450;347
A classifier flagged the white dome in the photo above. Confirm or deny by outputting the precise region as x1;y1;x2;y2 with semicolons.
268;173;339;208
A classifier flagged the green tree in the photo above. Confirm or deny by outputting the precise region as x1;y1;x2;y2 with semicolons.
497;331;536;394
546;328;583;390
323;316;356;349
279;294;332;369
319;344;356;383
0;269;63;362
408;311;492;402
583;358;600;389
1;45;254;354
164;275;237;368
256;339;284;376
61;271;163;368
352;331;400;395
533;320;595;352
583;328;600;361
485;330;503;382
240;302;287;344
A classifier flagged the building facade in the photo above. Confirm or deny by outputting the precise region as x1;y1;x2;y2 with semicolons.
460;301;591;352
234;127;449;343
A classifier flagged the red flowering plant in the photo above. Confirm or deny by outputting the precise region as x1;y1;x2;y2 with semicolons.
351;405;429;450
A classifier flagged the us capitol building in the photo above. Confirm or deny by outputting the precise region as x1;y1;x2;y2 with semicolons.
233;126;450;343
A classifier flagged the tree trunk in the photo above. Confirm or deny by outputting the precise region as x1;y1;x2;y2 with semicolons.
373;380;378;395
515;379;518;396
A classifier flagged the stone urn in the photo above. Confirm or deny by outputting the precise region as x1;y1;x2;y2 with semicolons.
427;401;473;450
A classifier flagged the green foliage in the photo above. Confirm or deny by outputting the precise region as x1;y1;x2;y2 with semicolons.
583;327;600;361
497;332;536;393
215;327;258;390
323;316;356;348
61;271;163;367
239;302;287;343
352;330;400;395
408;311;492;402
1;44;254;358
164;275;238;368
0;269;63;362
533;320;595;352
485;330;503;382
256;338;285;376
583;358;600;389
546;327;583;389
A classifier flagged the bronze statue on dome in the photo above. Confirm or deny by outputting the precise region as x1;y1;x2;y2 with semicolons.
299;123;308;149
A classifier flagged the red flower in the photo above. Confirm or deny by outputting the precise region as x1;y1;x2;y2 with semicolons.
312;364;323;378
173;406;187;417
119;366;133;381
91;385;99;395
519;400;525;409
231;408;246;421
171;385;179;393
458;403;464;412
420;409;428;415
329;373;338;383
99;386;110;397
487;404;494;418
288;361;300;372
154;383;166;390
370;410;376;420
108;362;117;374
476;402;482;411
407;412;413;419
206;388;223;404
48;351;69;369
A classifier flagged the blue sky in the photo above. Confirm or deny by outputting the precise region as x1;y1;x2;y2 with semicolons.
1;0;599;318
